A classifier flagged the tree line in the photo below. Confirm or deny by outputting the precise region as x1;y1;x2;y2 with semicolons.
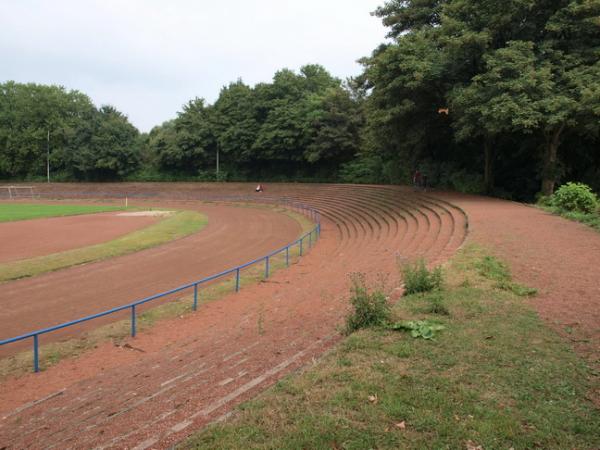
1;0;598;200
355;0;600;198
0;82;139;181
0;65;361;183
140;65;361;181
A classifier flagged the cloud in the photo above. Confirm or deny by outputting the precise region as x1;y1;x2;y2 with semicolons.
0;0;386;131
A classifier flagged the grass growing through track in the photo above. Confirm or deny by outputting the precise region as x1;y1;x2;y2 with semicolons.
183;244;600;450
0;203;124;222
0;210;207;283
539;205;600;232
0;206;314;379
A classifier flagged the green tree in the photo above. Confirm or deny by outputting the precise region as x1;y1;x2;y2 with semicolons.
211;80;259;167
0;82;101;179
155;98;216;175
301;88;362;168
71;105;139;180
363;0;600;196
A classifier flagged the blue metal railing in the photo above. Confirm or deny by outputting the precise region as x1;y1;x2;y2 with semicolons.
0;198;321;372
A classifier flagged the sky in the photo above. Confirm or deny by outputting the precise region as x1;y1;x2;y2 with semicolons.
1;0;388;132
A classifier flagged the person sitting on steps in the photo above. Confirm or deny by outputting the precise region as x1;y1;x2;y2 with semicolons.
255;184;264;193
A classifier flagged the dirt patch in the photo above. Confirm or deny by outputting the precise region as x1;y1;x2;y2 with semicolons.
0;211;159;264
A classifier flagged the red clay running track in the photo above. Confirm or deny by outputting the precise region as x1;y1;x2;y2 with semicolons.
0;183;598;449
0;201;301;353
0;209;160;264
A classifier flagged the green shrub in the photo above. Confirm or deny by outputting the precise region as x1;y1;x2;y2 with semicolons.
338;154;385;184
551;182;598;213
344;274;390;334
402;259;444;295
535;193;553;207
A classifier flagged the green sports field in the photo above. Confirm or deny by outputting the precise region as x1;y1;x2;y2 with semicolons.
0;203;124;222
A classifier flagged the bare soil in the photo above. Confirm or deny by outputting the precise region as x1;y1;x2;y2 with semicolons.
0;210;159;264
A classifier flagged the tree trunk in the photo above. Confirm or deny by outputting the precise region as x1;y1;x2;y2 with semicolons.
541;125;564;196
484;138;495;194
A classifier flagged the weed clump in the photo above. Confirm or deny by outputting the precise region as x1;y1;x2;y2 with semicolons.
423;291;450;315
344;274;390;334
475;255;511;282
402;259;443;295
475;255;537;297
388;320;445;339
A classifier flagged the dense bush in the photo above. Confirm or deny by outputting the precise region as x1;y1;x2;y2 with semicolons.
344;274;390;334
551;182;598;213
402;259;444;295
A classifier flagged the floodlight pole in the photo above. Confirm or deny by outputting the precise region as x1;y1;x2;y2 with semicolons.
46;129;50;183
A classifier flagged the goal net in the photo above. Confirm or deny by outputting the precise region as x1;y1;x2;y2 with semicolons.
0;185;36;200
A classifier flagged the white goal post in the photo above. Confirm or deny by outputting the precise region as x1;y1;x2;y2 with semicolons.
0;185;36;200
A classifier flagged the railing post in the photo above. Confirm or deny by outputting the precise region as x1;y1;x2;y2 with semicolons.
193;283;198;311
236;268;240;292
299;237;303;256
286;246;289;267
131;305;136;337
309;231;312;247
33;334;39;373
265;256;270;278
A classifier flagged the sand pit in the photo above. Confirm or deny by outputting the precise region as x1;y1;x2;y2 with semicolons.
117;210;174;217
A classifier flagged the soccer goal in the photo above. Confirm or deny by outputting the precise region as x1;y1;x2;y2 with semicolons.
0;185;36;200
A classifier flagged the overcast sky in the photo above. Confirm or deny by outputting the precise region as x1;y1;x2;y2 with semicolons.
1;0;387;132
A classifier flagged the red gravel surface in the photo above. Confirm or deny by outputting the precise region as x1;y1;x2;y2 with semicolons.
434;192;600;373
0;210;159;264
1;183;598;449
0;201;300;353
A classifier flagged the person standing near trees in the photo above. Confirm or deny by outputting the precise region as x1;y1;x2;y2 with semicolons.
413;169;422;190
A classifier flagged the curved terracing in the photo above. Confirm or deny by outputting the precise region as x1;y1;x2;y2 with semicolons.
0;184;467;450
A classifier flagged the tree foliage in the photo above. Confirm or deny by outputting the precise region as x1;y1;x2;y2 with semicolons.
0;82;139;180
361;0;600;197
143;64;361;180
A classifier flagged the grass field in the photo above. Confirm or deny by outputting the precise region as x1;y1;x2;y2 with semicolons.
0;210;207;283
183;245;600;450
0;203;124;222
